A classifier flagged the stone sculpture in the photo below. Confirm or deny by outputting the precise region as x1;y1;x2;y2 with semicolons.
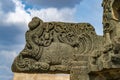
12;0;120;80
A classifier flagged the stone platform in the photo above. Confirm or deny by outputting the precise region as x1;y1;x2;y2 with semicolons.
13;73;70;80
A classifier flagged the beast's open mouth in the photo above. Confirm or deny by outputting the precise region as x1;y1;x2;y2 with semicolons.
112;0;120;20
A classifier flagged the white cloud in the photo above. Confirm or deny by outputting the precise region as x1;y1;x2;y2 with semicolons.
5;0;76;25
6;0;31;24
28;8;76;22
4;0;31;31
0;0;76;31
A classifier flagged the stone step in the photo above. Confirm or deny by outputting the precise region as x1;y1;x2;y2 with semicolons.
70;73;89;80
13;73;70;80
71;66;89;74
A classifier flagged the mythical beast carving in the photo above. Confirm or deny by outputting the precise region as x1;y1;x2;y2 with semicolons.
12;17;102;73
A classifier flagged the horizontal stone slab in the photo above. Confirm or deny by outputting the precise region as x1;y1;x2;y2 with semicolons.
13;73;70;80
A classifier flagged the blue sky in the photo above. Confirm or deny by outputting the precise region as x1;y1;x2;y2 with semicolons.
0;0;103;80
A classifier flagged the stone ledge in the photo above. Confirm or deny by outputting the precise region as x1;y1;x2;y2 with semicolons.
13;73;70;80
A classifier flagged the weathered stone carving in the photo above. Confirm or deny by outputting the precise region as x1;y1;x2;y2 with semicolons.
12;17;102;73
12;0;120;80
87;0;120;79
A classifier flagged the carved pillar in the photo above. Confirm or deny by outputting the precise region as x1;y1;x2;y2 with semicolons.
103;0;120;40
104;32;112;44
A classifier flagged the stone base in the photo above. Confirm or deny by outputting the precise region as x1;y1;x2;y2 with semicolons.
13;73;70;80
